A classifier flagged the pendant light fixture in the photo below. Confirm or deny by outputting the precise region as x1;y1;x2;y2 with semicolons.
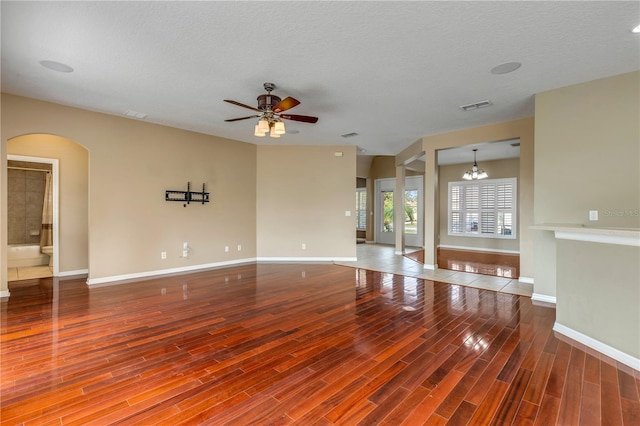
462;149;488;180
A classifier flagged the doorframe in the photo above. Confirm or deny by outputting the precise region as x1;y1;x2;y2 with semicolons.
374;178;396;245
374;176;424;247
8;154;59;276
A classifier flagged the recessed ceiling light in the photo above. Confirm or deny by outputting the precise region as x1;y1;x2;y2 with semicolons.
490;62;521;75
39;60;74;73
632;24;640;33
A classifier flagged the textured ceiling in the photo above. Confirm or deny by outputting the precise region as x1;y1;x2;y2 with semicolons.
2;1;639;157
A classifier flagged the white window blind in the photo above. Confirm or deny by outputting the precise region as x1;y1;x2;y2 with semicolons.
356;189;367;230
448;178;516;239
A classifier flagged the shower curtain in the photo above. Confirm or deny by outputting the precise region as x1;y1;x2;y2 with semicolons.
40;172;53;248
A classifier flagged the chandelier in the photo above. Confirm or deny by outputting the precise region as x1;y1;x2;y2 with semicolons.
462;149;488;180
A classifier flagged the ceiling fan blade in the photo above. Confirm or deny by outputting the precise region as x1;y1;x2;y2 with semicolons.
224;99;261;112
279;114;319;124
272;97;300;113
224;115;260;122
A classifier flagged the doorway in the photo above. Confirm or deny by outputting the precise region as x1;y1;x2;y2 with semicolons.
7;155;59;280
374;176;423;247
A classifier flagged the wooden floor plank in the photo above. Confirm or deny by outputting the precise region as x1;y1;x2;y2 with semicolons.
1;263;638;425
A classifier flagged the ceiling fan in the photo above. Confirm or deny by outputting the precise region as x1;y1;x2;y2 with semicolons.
224;82;318;138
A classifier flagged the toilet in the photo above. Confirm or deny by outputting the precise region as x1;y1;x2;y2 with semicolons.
41;246;53;267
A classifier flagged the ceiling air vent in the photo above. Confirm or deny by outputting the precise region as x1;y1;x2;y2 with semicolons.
341;132;359;138
511;142;521;147
124;110;148;119
459;100;493;111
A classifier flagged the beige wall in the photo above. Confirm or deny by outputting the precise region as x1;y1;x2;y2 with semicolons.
1;94;256;289
534;71;640;298
8;135;89;273
438;157;520;252
535;71;639;228
421;118;535;276
256;145;356;259
557;240;639;359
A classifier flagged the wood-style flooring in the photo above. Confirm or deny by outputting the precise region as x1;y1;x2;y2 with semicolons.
434;248;520;279
2;263;639;425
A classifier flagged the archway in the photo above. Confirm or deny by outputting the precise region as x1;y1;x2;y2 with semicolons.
6;134;89;283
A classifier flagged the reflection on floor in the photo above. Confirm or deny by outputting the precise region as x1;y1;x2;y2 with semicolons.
7;266;53;281
437;247;519;278
335;244;532;297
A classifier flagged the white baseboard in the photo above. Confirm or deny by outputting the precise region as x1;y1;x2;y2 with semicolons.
57;269;89;277
257;256;357;262
531;293;556;305
437;244;520;255
86;258;256;286
518;276;534;284
0;290;10;298
553;322;640;372
423;264;437;270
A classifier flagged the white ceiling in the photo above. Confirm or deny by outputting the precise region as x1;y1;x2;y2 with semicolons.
2;1;639;157
436;139;520;166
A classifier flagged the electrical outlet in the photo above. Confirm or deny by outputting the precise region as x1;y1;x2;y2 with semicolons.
345;210;351;217
237;244;242;251
182;249;189;257
225;246;229;252
161;251;167;259
301;243;306;250
589;210;598;221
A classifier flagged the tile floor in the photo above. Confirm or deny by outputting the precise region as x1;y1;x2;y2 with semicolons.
7;266;53;281
335;244;533;297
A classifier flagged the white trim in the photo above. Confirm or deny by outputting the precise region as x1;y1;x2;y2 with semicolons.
257;256;357;262
555;231;640;247
57;269;88;277
87;258;256;285
423;263;437;270
531;293;556;304
518;276;534;284
0;290;10;298
437;244;520;255
553;322;640;372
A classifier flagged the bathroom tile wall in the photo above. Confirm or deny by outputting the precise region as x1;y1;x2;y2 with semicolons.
7;161;51;245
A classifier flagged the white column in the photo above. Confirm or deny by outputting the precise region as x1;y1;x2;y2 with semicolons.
394;165;405;254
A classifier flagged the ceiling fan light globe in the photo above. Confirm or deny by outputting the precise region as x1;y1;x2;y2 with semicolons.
274;121;286;135
463;172;473;180
257;119;270;133
269;127;280;138
254;124;266;137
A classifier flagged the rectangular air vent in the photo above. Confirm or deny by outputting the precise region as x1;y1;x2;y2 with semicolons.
341;132;359;138
460;100;493;111
511;142;521;147
124;110;148;119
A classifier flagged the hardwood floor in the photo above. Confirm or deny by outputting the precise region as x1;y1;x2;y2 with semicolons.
2;263;639;425
404;248;519;279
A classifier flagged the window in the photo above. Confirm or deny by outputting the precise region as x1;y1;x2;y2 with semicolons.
356;188;367;230
448;178;516;239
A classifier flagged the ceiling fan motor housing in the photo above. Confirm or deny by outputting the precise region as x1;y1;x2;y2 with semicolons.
257;94;282;111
